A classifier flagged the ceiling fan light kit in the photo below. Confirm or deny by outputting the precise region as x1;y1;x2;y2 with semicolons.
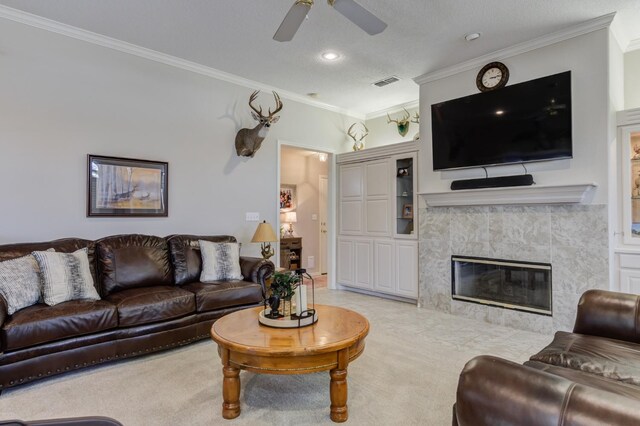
274;0;387;42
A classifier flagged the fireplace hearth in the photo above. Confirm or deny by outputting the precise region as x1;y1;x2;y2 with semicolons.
451;256;552;316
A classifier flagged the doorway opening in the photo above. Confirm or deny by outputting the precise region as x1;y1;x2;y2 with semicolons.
279;145;331;289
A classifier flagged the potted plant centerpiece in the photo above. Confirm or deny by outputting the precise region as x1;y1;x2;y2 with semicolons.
266;270;299;318
259;269;318;328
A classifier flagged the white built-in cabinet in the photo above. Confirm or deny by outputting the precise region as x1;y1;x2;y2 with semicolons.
616;109;640;294
336;141;419;300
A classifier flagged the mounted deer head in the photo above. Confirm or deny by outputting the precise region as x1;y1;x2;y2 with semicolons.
387;108;411;137
235;90;283;157
347;122;368;151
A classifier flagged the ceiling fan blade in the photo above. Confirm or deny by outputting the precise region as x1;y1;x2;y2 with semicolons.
331;0;387;35
274;2;311;42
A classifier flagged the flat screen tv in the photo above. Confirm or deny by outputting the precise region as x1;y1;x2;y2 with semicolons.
431;71;572;171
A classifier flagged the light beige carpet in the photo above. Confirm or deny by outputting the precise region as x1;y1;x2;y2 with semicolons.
0;289;551;425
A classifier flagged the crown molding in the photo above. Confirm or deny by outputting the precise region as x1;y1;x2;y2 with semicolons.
0;5;366;120
627;38;640;52
365;99;420;120
414;13;616;85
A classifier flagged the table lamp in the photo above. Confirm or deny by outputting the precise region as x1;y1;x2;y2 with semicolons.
281;211;297;238
251;221;278;259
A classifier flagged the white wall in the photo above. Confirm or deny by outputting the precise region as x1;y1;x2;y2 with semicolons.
364;105;420;149
419;29;611;204
0;18;357;256
625;49;640;109
280;147;328;274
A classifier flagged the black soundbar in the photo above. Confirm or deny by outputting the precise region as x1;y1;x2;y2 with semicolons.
450;174;534;190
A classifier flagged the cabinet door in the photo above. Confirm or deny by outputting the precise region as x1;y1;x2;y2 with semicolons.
395;241;418;298
365;160;391;236
620;269;640;294
353;240;373;289
336;238;355;286
374;239;395;294
339;164;364;235
393;153;417;239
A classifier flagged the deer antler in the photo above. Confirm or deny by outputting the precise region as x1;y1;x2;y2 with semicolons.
248;90;263;117
348;123;368;142
268;91;284;117
411;111;420;124
388;108;412;125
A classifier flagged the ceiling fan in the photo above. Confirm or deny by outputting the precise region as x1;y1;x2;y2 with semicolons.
274;0;387;42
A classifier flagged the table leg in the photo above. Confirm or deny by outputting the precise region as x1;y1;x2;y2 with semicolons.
221;349;241;419
330;348;349;423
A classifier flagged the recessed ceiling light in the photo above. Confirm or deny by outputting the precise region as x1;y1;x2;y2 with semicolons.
321;51;340;61
464;33;481;42
496;110;504;115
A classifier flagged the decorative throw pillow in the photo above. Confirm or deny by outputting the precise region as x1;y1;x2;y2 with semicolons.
0;252;50;315
199;240;243;282
32;248;100;306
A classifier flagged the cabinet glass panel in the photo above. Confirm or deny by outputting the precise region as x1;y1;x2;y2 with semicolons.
395;157;414;235
631;131;640;240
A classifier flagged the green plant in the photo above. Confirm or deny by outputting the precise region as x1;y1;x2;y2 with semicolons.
269;271;300;301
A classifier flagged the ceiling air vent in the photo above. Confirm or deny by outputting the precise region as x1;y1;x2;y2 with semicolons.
372;76;400;87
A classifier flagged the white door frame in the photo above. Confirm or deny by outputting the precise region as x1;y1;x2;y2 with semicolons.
277;139;337;289
319;174;328;274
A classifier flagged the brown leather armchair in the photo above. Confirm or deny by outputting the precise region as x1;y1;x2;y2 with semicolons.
454;290;640;426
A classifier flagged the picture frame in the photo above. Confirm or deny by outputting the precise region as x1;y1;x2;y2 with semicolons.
280;184;296;212
402;203;413;219
87;155;168;217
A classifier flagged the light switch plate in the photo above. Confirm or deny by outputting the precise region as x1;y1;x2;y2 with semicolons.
246;212;260;221
311;214;318;220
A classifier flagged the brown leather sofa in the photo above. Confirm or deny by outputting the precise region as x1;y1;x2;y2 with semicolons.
0;234;273;393
454;290;640;425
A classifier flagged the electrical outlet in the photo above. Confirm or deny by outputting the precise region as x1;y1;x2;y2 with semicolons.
245;212;260;221
308;256;315;269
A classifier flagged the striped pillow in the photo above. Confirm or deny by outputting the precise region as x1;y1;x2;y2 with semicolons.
199;240;243;282
32;248;100;306
0;253;44;315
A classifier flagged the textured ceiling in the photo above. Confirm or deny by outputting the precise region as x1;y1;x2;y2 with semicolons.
1;0;639;116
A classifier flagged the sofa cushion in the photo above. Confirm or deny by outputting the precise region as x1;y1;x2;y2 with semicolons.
33;248;100;306
182;281;262;312
199;240;243;282
525;360;640;400
2;300;117;351
0;253;44;315
167;235;236;285
530;331;640;387
97;235;173;296
105;286;195;327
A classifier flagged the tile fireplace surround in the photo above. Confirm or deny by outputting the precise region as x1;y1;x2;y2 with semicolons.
418;203;608;333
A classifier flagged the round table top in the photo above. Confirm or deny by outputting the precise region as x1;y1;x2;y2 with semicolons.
211;304;369;356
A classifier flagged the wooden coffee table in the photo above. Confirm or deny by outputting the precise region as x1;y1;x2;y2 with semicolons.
210;304;369;423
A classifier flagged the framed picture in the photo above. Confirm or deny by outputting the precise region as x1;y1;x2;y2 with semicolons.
402;203;413;219
87;155;168;217
280;184;296;212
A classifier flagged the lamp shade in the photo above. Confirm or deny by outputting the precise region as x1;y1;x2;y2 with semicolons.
283;211;297;223
251;221;278;243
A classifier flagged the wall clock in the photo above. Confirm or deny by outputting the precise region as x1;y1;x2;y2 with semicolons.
476;62;509;92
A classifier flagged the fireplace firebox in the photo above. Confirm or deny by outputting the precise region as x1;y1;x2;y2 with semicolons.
451;256;552;315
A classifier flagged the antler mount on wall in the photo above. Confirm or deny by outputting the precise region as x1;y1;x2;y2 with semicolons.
235;91;283;158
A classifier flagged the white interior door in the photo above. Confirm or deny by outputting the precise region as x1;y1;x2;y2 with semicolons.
319;175;328;274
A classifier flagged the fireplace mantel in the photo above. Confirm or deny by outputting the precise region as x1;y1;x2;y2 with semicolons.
420;183;597;207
